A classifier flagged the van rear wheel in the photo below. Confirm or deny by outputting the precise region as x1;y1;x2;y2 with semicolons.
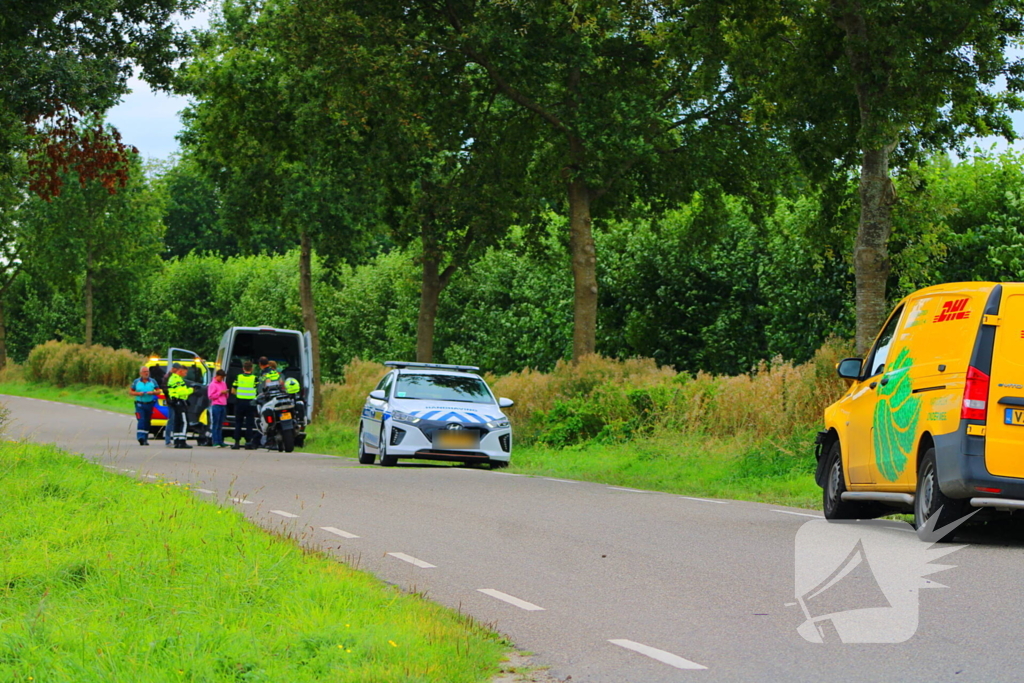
915;449;966;542
823;441;879;520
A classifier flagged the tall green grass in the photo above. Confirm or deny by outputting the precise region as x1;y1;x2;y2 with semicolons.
0;440;506;682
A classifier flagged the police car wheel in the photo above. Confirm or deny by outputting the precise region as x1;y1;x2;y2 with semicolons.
378;424;397;467
357;426;375;464
489;460;509;470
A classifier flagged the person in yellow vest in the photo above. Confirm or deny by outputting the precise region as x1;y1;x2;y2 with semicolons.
232;360;259;450
166;362;194;449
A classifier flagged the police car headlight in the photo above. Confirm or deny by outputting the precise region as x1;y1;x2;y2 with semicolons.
485;418;510;429
392;411;421;425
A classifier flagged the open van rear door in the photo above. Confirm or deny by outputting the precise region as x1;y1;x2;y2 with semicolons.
167;347;212;384
303;330;314;421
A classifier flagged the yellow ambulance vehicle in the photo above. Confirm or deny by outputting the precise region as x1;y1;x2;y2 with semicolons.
816;282;1024;535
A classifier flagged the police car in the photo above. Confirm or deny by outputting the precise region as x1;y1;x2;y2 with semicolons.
358;362;514;468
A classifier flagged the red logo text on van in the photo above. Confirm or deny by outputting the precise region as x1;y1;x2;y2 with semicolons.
933;298;971;323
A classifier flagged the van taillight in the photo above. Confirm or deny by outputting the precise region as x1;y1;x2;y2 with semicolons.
961;366;990;421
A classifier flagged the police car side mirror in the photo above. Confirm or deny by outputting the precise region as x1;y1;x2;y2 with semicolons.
369;390;386;401
498;397;514;408
836;358;863;381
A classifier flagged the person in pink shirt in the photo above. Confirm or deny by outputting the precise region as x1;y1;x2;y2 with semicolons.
208;369;229;447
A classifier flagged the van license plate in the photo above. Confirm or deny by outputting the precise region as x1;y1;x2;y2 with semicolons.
1004;408;1024;426
281;411;292;420
435;432;478;449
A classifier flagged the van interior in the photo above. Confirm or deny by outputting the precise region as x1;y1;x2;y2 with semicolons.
228;331;302;375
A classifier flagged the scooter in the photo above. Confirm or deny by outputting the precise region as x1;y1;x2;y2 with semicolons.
256;385;297;453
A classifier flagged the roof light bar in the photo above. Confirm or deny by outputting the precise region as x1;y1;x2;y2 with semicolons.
384;361;480;372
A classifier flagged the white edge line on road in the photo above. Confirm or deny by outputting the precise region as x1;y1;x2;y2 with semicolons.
231;498;254;505
477;588;544;611
679;496;729;505
195;488;215;494
609;639;707;671
771;509;822;519
608;486;651;493
270;510;298;518
321;526;359;539
142;474;157;479
488;471;520;476
388;552;436;568
544;477;579;483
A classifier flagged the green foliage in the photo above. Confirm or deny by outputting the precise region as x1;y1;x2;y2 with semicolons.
0;0;199;181
154;156;244;259
12;144;164;346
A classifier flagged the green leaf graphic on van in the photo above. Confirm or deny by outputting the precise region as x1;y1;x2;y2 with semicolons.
873;347;920;482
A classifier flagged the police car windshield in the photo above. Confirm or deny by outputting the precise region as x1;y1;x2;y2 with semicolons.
394;374;493;404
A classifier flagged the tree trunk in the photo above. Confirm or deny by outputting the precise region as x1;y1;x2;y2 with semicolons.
298;227;322;417
854;146;896;355
84;250;94;347
417;253;443;363
568;176;598;360
0;298;7;372
0;268;18;372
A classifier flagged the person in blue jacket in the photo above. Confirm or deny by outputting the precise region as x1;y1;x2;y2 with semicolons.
129;365;159;445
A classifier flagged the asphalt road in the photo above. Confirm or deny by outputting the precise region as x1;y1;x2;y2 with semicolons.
5;394;1024;682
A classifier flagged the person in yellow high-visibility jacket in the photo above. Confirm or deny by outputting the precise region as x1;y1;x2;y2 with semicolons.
232;360;259;449
166;363;194;449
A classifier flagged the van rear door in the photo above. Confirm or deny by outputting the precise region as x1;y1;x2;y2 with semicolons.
985;285;1024;478
303;330;314;419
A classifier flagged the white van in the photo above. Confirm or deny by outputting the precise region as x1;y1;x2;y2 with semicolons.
215;326;315;440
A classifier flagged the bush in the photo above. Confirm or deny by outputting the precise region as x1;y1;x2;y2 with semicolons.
487;339;851;446
318;358;388;424
25;341;144;388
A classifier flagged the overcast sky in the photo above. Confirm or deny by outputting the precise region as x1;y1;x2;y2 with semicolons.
105;11;1024;164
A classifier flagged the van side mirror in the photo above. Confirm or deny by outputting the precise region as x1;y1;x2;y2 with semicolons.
836;358;863;380
498;397;514;408
369;389;386;401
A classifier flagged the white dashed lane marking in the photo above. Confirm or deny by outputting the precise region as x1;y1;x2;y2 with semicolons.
678;496;728;505
270;510;298;518
609;639;707;671
195;488;215;494
321;526;360;539
771;509;821;518
608;486;651;493
387;552;436;568
477;589;545;611
231;498;254;505
544;477;579;483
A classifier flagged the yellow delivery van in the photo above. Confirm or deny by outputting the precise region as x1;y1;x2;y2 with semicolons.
816;282;1024;537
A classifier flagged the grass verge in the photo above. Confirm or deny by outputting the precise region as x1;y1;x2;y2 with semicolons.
510;427;822;509
0;377;134;415
0;440;506;682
